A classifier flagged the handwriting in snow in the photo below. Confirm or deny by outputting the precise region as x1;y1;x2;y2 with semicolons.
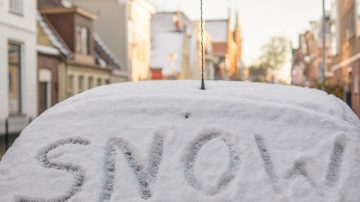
16;130;346;202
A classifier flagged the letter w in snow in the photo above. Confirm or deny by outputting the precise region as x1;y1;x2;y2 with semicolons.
255;133;346;196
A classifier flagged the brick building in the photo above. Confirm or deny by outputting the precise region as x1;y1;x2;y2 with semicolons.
205;13;243;80
38;1;125;104
331;0;360;117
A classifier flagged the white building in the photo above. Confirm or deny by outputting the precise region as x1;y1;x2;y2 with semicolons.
0;0;37;136
151;12;197;80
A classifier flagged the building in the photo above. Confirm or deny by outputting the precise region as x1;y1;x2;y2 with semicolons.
292;12;337;87
193;20;215;80
37;13;70;114
38;3;125;103
330;0;360;117
205;13;243;80
292;31;319;86
0;0;38;154
69;0;155;81
151;11;197;80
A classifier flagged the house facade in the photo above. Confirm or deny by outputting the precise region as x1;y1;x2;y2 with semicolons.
292;13;337;87
38;4;125;102
70;0;154;81
193;20;215;80
0;0;37;141
151;12;197;80
205;14;243;80
331;0;360;117
37;13;71;114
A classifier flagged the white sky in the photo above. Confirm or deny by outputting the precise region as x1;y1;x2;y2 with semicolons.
148;0;333;82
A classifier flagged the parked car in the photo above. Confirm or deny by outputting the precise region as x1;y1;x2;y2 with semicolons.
0;81;359;202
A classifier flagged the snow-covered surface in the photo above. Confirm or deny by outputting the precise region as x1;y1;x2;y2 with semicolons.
0;81;360;202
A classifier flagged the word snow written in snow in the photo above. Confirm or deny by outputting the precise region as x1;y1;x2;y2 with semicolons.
16;130;346;201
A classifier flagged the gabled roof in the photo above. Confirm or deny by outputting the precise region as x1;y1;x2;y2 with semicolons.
37;13;72;58
93;33;121;70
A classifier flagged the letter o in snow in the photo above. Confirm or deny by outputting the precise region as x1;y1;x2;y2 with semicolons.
183;129;240;195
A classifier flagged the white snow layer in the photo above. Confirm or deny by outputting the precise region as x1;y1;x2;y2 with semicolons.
0;81;359;202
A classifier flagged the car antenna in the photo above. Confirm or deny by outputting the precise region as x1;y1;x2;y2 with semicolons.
200;0;206;90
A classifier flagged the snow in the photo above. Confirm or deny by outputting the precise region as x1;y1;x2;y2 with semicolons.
93;33;121;68
0;81;359;202
37;13;71;57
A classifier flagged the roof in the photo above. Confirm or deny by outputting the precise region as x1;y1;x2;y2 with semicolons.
37;13;72;58
93;33;121;70
0;81;359;201
39;6;97;20
38;10;121;71
205;19;229;43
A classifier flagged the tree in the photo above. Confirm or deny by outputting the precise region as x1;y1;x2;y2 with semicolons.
248;64;268;83
259;36;289;82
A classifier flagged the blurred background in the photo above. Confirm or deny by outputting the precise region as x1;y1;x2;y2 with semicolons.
0;0;358;157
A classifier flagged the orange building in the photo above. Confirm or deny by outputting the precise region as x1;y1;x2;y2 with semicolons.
205;12;243;80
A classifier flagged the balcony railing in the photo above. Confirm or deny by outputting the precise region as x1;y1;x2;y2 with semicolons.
0;116;32;159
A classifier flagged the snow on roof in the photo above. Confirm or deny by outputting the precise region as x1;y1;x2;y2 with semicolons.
93;33;121;70
205;20;228;43
37;13;72;57
0;81;359;201
151;33;184;74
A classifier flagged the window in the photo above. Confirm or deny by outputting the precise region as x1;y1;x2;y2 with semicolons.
88;77;94;89
357;0;360;36
38;69;52;114
9;0;23;15
354;74;359;94
105;79;110;84
78;76;84;92
67;75;74;97
39;82;50;114
76;26;90;55
8;42;22;115
345;9;355;39
97;78;102;86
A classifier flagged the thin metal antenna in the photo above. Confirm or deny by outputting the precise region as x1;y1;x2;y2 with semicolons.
200;0;205;90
